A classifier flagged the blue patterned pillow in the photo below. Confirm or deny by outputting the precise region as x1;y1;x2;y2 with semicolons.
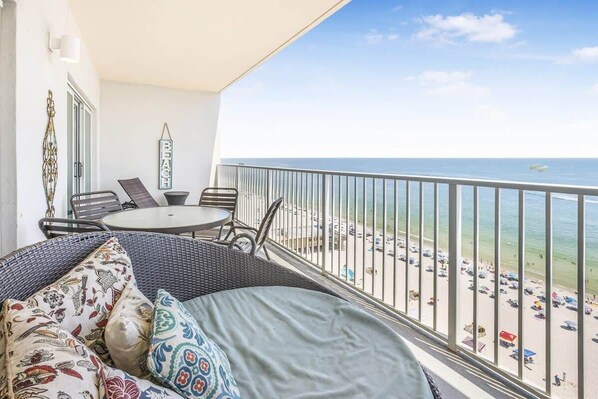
147;289;241;399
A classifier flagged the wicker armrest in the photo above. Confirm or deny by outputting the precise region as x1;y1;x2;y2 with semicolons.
0;232;337;303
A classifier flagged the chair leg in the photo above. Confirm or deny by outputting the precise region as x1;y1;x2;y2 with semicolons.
263;245;271;260
215;226;224;241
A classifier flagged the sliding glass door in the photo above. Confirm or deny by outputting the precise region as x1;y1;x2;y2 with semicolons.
67;86;93;216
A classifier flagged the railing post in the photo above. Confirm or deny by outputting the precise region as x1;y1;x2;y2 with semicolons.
321;173;330;275
266;169;272;206
214;165;220;187
235;167;239;190
448;184;461;352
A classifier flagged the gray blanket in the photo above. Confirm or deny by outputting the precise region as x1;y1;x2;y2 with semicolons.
184;286;433;399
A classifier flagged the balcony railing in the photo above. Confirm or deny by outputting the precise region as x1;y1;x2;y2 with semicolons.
216;163;598;399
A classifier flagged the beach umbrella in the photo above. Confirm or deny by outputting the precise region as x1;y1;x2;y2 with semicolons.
585;305;592;314
499;331;517;343
462;336;486;352
464;323;486;337
564;320;577;330
513;349;536;358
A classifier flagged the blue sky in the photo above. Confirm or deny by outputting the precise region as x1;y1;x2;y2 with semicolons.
219;0;598;158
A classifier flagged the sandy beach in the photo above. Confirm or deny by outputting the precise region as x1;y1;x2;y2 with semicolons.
275;203;598;399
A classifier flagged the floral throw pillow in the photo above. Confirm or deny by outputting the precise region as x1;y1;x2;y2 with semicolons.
105;281;153;379
27;237;134;363
147;290;241;399
3;299;103;399
99;366;181;399
0;307;7;399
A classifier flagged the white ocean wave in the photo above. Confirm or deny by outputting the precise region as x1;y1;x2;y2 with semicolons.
526;191;598;204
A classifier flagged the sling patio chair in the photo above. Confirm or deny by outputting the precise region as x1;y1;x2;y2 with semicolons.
214;197;283;260
118;177;160;208
70;190;123;220
38;217;110;239
193;187;238;240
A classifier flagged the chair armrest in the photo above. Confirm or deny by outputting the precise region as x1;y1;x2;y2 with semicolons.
224;225;259;240
213;233;257;255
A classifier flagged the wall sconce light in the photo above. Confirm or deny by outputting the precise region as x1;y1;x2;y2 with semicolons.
48;34;80;63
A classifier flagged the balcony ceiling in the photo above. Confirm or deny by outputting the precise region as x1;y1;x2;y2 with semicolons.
68;0;349;92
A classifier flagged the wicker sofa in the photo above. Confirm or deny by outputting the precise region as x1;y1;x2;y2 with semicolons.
0;231;441;398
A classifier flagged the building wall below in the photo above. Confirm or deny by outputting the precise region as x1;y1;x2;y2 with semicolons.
99;81;221;206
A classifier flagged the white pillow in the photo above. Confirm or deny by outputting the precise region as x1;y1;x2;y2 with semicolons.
105;281;153;379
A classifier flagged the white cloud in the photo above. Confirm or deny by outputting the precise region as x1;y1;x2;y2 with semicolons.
363;29;399;44
392;5;402;12
592;84;598;94
415;13;517;43
408;70;489;98
363;29;384;44
417;70;472;85
571;46;598;63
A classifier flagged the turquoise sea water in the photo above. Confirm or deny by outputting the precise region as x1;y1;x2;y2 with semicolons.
223;158;598;295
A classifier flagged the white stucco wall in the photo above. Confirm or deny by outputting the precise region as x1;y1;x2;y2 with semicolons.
13;0;101;251
0;1;223;256
0;0;18;256
99;81;221;206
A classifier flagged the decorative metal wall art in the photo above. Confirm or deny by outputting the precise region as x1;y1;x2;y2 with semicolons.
42;90;58;218
159;122;173;190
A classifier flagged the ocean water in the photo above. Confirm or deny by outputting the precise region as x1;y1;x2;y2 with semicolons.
223;158;598;295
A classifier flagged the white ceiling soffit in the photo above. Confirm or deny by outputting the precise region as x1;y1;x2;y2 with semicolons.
68;0;350;93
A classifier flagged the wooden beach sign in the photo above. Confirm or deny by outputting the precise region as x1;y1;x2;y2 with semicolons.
159;123;173;189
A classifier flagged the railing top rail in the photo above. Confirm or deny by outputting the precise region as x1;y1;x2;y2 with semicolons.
218;163;598;196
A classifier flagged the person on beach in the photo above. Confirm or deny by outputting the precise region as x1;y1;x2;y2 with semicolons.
554;375;561;386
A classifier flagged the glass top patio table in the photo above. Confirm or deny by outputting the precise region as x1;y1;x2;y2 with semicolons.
101;205;231;234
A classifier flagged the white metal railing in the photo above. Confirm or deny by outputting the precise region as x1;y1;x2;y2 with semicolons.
217;163;598;399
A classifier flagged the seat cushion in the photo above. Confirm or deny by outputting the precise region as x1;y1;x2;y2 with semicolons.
146;289;241;399
27;237;134;363
99;366;182;399
183;286;434;399
105;281;153;379
2;299;103;399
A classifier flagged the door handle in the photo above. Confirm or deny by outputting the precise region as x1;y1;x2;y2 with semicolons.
74;162;83;178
